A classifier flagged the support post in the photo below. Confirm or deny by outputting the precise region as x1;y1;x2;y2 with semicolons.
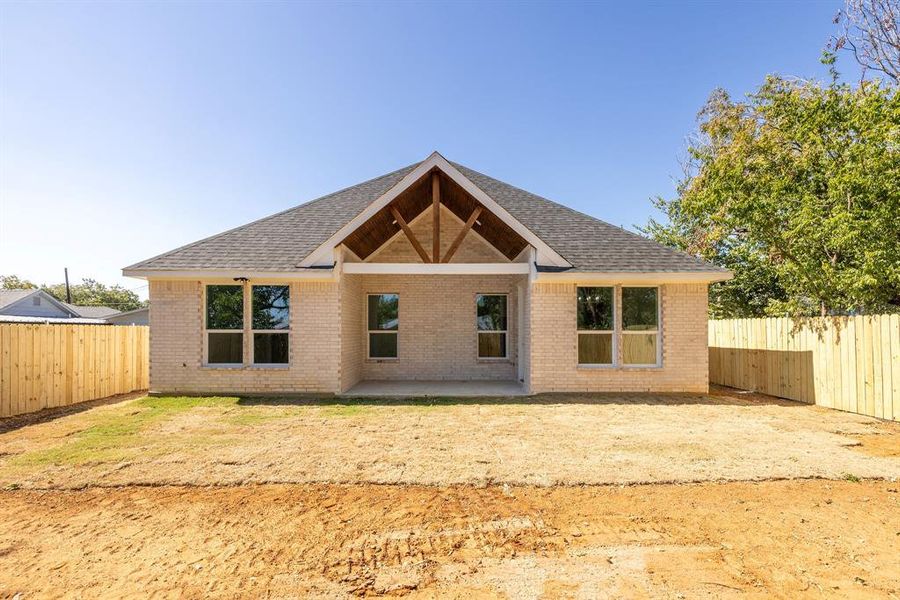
432;171;440;263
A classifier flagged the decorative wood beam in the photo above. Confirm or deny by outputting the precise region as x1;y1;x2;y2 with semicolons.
390;206;431;263
442;206;483;263
432;171;440;263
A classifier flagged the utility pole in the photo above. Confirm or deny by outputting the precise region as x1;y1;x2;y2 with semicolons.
64;267;72;304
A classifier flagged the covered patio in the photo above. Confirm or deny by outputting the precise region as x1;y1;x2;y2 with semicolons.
333;160;547;393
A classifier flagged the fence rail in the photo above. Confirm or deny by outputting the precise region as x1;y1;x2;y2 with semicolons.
0;324;149;418
709;315;899;421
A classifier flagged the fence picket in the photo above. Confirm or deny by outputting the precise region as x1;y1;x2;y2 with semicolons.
0;324;149;418
710;315;898;421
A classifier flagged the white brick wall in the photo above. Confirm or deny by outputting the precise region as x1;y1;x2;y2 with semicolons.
347;274;523;382
148;278;709;395
149;280;340;394
339;275;363;392
527;282;709;393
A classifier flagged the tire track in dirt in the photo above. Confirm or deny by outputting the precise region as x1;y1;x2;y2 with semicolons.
0;479;897;598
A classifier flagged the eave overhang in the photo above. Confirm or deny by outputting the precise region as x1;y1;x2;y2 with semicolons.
122;268;336;281
531;270;733;284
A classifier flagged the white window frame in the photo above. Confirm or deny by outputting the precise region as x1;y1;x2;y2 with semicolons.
475;293;508;360
366;293;399;360
250;284;291;367
576;286;616;368
621;286;661;368
203;283;245;367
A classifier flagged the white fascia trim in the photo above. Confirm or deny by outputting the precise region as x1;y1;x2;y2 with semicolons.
343;263;530;275
533;271;733;284
123;269;336;281
299;151;571;268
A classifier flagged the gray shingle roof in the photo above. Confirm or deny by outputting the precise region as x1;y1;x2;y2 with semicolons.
64;304;121;318
127;157;725;274
452;164;725;273
0;289;36;310
126;164;418;271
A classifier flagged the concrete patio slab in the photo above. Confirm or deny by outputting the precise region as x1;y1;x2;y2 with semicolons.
341;379;526;397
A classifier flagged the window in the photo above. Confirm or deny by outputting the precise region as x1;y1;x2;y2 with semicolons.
252;285;289;364
577;287;614;365
476;294;507;358
622;287;659;366
368;294;398;359
32;296;41;306
205;285;243;364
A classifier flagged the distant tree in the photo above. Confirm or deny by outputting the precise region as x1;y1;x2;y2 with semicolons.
643;74;900;318
0;275;38;290
830;0;900;82
2;274;145;311
42;279;146;311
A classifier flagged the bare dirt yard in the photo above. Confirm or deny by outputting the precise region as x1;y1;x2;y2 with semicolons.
0;386;897;598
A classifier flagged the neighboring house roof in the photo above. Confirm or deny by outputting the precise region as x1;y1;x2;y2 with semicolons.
105;307;148;318
103;307;149;325
0;289;81;318
125;153;727;275
63;303;121;318
0;289;120;319
0;289;40;310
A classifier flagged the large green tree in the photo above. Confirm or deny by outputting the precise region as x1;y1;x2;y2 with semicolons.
644;71;899;317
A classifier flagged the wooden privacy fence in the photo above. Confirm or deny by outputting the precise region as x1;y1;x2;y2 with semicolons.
709;315;900;421
0;324;149;418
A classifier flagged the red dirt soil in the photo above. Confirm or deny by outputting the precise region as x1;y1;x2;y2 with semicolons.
0;479;897;598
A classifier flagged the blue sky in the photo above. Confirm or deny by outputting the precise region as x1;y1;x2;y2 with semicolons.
1;1;842;299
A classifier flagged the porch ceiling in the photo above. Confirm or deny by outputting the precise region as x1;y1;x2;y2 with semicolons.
340;169;529;261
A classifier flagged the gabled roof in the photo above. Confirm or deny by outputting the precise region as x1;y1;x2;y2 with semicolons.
0;289;81;317
0;288;121;318
125;153;728;275
0;289;37;310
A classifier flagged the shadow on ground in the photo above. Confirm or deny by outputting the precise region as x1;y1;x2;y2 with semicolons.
0;386;806;435
0;391;147;435
236;386;803;408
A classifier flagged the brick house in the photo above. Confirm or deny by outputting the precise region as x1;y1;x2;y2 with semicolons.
124;152;730;396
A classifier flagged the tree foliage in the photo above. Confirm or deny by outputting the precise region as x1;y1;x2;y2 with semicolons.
0;275;38;290
1;275;146;312
644;74;900;317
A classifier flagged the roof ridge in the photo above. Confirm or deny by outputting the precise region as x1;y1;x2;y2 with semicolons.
125;162;421;271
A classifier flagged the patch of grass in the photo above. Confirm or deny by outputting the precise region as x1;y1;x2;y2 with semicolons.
11;410;152;466
9;396;242;467
842;473;861;483
137;396;242;410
